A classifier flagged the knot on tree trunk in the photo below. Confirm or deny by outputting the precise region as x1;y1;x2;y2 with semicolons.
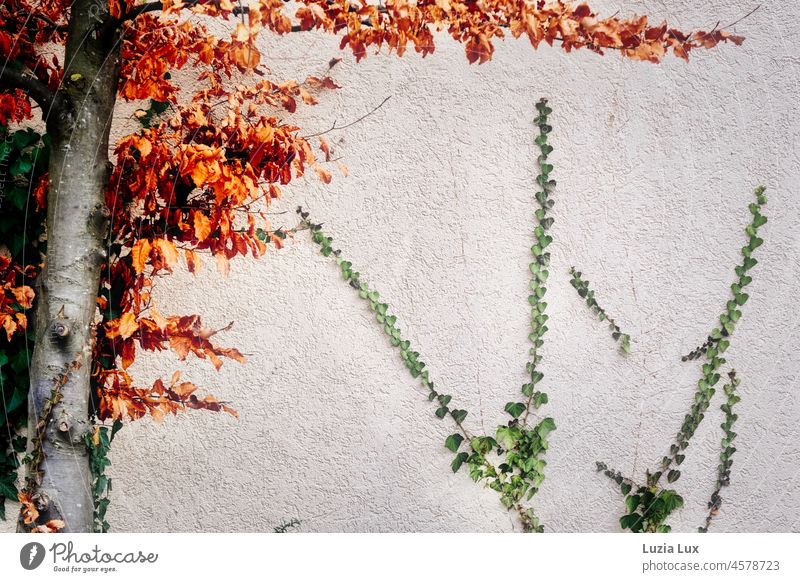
53;410;90;447
89;202;112;240
50;319;71;342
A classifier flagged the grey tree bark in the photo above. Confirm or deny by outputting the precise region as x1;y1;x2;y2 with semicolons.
6;2;122;533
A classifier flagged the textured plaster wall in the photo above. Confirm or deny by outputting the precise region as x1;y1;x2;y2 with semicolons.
4;0;800;532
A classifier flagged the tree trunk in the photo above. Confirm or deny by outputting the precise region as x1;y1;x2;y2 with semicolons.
23;3;121;533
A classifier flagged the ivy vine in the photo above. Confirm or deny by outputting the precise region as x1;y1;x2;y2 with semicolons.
0;111;763;534
85;420;122;532
299;98;558;532
598;186;767;532
0;123;47;521
569;267;631;353
698;369;740;533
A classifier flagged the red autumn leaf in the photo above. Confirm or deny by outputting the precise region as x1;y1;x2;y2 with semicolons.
121;339;136;370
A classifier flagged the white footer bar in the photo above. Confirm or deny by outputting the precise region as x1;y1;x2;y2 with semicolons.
1;533;796;581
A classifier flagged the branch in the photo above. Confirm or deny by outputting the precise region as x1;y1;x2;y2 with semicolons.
0;66;62;117
122;1;246;22
301;95;391;139
122;1;179;20
19;11;68;32
722;4;761;29
122;0;356;33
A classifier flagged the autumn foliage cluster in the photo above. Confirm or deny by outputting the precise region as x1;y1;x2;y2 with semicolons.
1;256;34;342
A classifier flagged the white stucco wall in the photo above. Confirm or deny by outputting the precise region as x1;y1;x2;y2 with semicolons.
4;0;799;532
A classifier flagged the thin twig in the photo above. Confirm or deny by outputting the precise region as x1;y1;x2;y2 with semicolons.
302;96;392;139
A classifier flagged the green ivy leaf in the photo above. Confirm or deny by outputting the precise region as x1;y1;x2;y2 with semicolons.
625;494;640;514
444;434;464;453
620;513;642;531
496;426;519;450
504;402;526;418
12;128;40;150
537;417;556;437
450;409;468;424
0;479;18;500
533;391;548;408
451;452;469;473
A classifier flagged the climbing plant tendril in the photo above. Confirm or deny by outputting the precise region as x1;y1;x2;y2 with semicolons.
299;98;558;532
569;267;632;353
84;420;122;533
598;186;767;532
296;208;478;446
698;369;740;533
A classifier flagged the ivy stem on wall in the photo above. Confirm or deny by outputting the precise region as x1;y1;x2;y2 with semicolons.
698;369;740;533
296;207;480;450
660;187;767;483
299;99;560;532
569;267;631;353
519;99;556;427
598;186;767;532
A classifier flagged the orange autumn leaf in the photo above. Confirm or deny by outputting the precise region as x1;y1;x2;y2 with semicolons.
12;286;35;308
18;492;39;525
193;211;212;241
131;239;152;275
91;425;101;447
233;22;250;43
108;0;123;19
33;174;48;210
153;239;179;271
173;382;198;398
216;253;230;276
319;136;332;161
185;249;202;274
118;312;139;340
315;165;332;184
3;314;17;341
129;134;152;158
231;43;261;70
299;88;317;105
305;76;341;90
181;146;224;189
106;312;139;340
121;340;136;369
